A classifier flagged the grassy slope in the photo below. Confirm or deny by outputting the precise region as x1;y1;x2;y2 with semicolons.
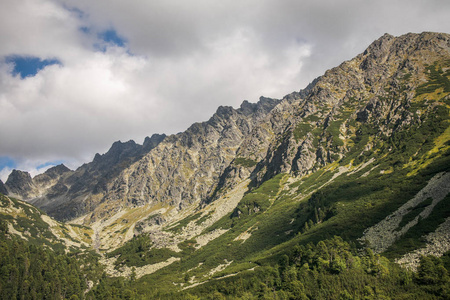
2;46;450;299
0;194;93;252
128;150;450;296
125;70;450;295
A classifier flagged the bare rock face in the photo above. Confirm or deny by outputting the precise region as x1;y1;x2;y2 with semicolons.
201;32;450;202
96;97;281;220
7;135;166;220
5;170;36;198
0;180;8;195
33;164;72;188
97;32;449;221
7;32;450;224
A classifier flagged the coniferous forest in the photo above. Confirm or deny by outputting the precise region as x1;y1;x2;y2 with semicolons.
2;220;450;299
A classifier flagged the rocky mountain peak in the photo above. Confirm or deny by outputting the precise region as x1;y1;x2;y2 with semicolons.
143;134;166;152
361;32;450;71
215;105;235;117
362;33;395;59
5;170;35;197
238;100;254;115
44;164;71;178
217;31;450;190
6;169;32;187
8;32;449;225
238;96;282;117
94;140;140;164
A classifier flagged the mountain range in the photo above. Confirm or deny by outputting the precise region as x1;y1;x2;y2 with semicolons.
1;31;449;299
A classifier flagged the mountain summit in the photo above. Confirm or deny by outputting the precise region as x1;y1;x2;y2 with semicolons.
1;31;450;298
5;30;450;222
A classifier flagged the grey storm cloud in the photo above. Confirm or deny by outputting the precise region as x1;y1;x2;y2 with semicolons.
0;0;449;179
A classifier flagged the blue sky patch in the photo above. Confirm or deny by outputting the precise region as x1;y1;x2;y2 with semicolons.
5;56;61;79
80;26;91;34
0;157;16;172
97;28;127;50
36;161;65;170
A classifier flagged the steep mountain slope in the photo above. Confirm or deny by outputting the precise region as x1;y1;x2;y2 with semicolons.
0;193;92;251
97;97;280;219
5;98;280;223
225;32;450;184
4;134;166;220
7;33;449;226
94;31;449;292
2;32;450;298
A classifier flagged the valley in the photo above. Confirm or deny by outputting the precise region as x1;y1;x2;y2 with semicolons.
1;31;450;299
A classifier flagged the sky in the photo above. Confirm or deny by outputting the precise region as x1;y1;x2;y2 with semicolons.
0;0;449;181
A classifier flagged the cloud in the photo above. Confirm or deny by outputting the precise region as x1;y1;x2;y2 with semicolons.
0;0;87;58
0;0;449;179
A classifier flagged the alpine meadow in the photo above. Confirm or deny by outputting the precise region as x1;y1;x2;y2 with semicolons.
1;32;450;299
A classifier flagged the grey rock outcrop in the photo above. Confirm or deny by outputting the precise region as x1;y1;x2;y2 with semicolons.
214;32;450;195
5;170;37;198
0;180;8;195
9;135;166;220
7;32;450;225
95;97;281;221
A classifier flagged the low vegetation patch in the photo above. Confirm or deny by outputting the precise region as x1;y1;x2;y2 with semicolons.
234;157;257;168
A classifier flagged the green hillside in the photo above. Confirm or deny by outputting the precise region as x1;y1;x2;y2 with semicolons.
1;32;450;299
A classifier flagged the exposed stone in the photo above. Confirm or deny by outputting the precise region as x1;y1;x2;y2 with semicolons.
396;217;450;271
361;172;450;254
6;32;450;230
0;180;8;195
5;170;37;198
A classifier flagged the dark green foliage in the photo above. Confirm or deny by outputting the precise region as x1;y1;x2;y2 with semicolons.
107;234;179;268
232;174;283;218
395;197;433;230
304;114;320;122
293;123;312;141
383;104;449;166
0;196;9;207
87;276;138;300
416;255;450;298
0;219;8;234
234;193;270;216
326;120;344;148
167;212;203;233
416;62;450;95
0;230;87;299
234;157;258;168
402;72;412;81
297;191;336;233
338;124;376;166
179;238;450;300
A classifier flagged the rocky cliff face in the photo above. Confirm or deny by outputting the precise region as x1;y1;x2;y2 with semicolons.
0;179;9;195
4;97;281;221
4;135;166;220
5;170;37;198
93;97;281;221
212;32;450;196
6;32;450;226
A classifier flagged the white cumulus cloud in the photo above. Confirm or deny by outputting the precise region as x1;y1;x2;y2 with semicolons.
0;0;449;180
